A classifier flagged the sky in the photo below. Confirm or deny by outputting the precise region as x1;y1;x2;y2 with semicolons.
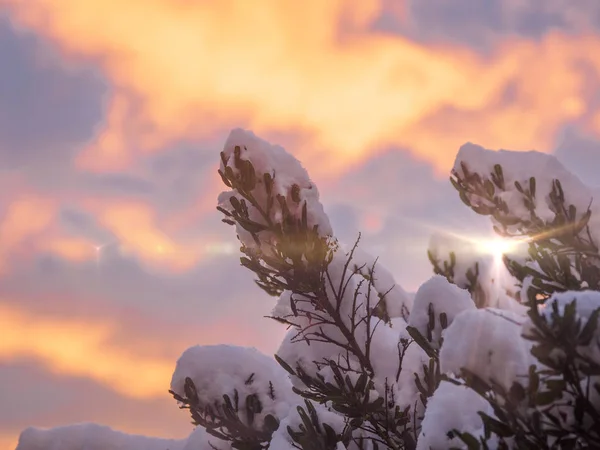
1;0;600;448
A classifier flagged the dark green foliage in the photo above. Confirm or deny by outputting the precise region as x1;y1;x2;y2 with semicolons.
276;355;415;449
286;400;352;450
427;250;457;285
406;305;448;433
169;376;279;449
218;146;335;298
428;248;491;308
216;152;417;449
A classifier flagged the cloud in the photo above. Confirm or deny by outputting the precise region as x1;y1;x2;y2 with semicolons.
554;128;600;187
2;0;600;179
321;147;493;292
1;1;600;446
0;244;285;344
0;302;177;399
0;193;59;273
0;17;105;172
87;200;200;270
0;141;227;275
0;285;285;400
0;153;288;397
0;434;17;450
74;173;155;198
403;0;600;48
0;361;192;446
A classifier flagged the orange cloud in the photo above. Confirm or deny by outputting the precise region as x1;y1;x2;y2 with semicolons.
0;195;56;272
0;303;172;399
162;171;224;233
82;199;204;270
0;190;107;270
3;0;600;178
0;188;231;274
0;434;18;450
38;237;96;262
361;210;384;234
0;196;55;245
0;194;135;269
0;302;277;400
79;95;138;172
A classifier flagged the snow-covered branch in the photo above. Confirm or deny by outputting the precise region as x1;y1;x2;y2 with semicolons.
16;133;600;450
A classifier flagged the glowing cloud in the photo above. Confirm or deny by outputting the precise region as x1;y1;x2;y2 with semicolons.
0;303;273;400
0;195;56;272
39;237;98;262
0;189;233;274
2;0;599;177
0;434;18;450
0;303;174;399
82;200;212;270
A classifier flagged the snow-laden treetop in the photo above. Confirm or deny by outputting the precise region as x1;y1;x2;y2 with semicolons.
16;132;600;450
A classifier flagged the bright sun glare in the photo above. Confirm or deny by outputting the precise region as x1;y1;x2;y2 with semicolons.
475;237;521;261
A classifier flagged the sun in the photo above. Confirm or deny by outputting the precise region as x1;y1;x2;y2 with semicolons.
475;237;522;261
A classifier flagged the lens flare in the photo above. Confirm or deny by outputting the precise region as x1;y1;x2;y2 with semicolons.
473;237;524;262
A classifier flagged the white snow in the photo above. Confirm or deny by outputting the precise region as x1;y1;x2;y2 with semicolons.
217;128;333;258
368;317;407;387
416;381;496;450
182;427;232;450
349;245;413;320
454;143;593;227
523;290;600;366
269;401;347;450
275;327;340;388
393;337;430;428
453;143;600;263
16;423;187;450
271;246;377;370
440;308;533;391
409;275;475;349
428;232;526;313
453;143;600;310
170;345;295;426
15;424;235;450
589;186;600;251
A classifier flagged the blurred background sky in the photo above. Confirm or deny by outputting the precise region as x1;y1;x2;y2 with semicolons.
1;0;600;448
